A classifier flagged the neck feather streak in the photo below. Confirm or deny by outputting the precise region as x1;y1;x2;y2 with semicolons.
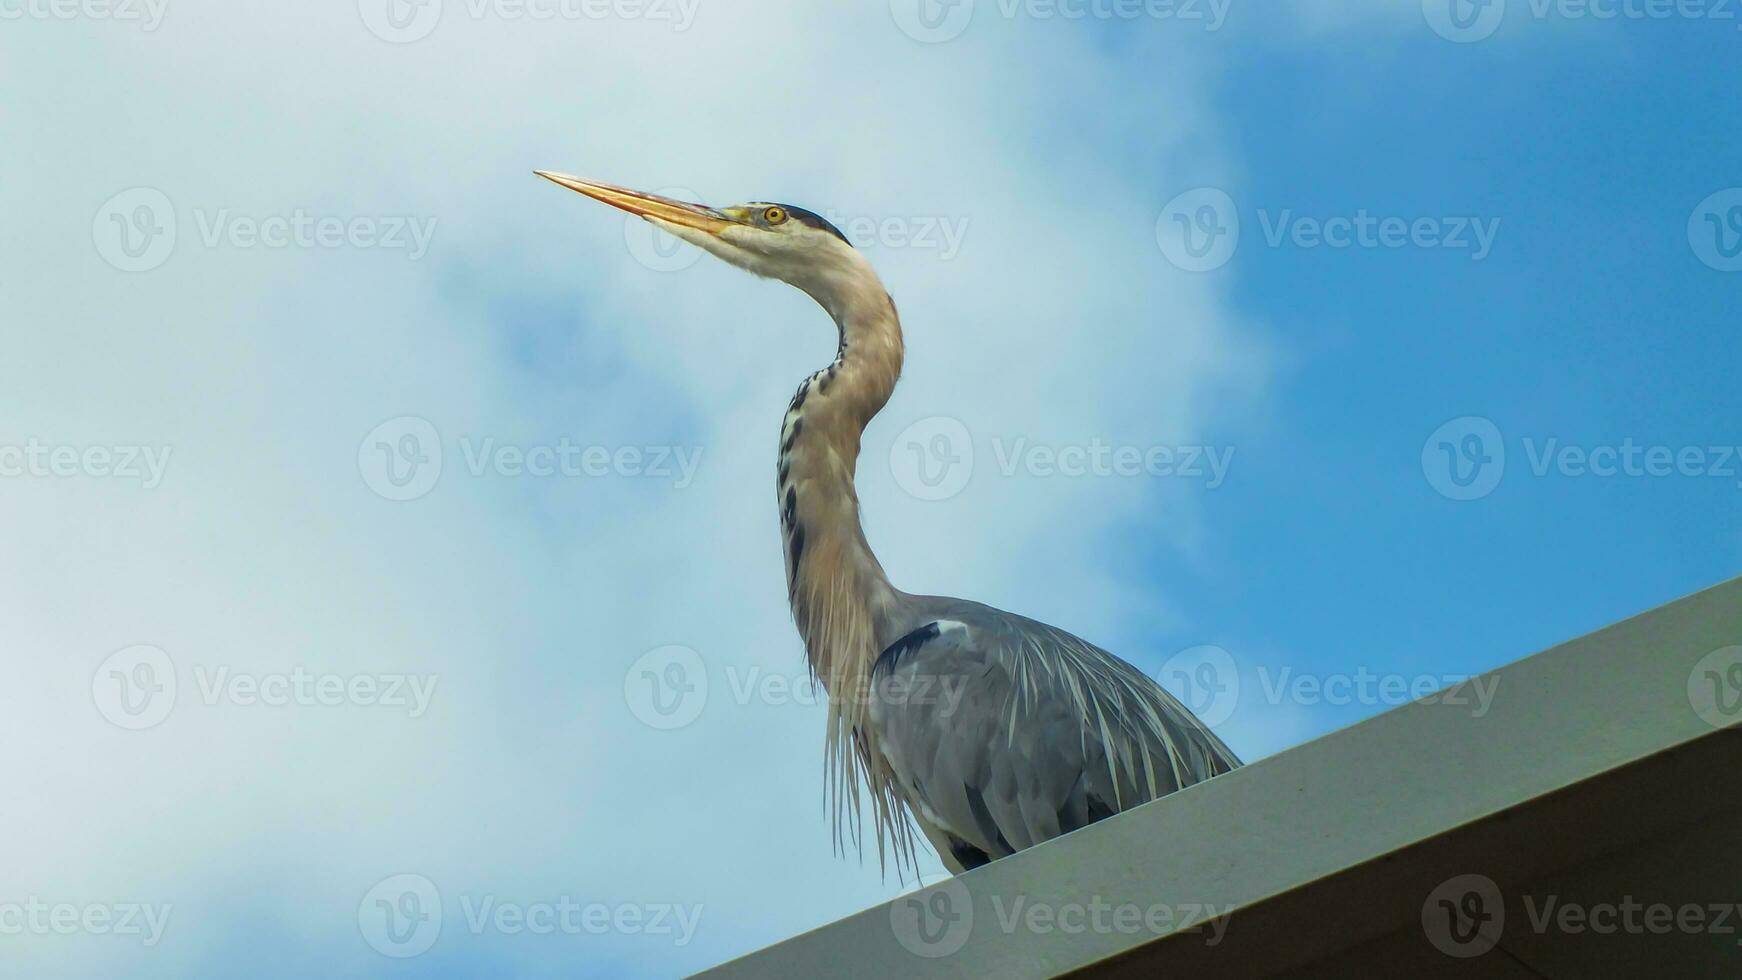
774;285;912;866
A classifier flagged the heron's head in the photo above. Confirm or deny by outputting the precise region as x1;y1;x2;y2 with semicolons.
537;171;877;316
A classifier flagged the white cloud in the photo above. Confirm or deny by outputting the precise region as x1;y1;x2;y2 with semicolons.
0;4;1274;975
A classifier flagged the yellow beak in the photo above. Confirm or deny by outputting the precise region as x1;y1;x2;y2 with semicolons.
534;171;736;236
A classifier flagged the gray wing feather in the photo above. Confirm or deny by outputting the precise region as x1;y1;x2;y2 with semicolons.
869;602;1239;865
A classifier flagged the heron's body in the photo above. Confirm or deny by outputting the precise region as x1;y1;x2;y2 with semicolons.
538;172;1241;874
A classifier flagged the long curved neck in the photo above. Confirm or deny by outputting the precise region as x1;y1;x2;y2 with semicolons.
774;256;922;868
778;278;904;695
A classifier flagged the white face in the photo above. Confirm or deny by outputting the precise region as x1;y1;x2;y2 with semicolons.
534;172;880;317
652;202;863;294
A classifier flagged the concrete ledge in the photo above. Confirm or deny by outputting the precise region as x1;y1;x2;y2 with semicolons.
696;577;1742;979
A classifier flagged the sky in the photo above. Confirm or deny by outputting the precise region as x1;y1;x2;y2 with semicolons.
2;1;1740;976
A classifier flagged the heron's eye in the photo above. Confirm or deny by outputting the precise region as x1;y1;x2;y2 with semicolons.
764;206;787;225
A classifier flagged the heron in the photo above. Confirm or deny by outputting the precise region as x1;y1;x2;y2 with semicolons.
537;172;1242;875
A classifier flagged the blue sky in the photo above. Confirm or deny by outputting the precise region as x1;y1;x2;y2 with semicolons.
2;2;1738;977
1193;13;1742;712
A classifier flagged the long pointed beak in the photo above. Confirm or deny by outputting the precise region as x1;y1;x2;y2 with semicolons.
534;171;736;235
